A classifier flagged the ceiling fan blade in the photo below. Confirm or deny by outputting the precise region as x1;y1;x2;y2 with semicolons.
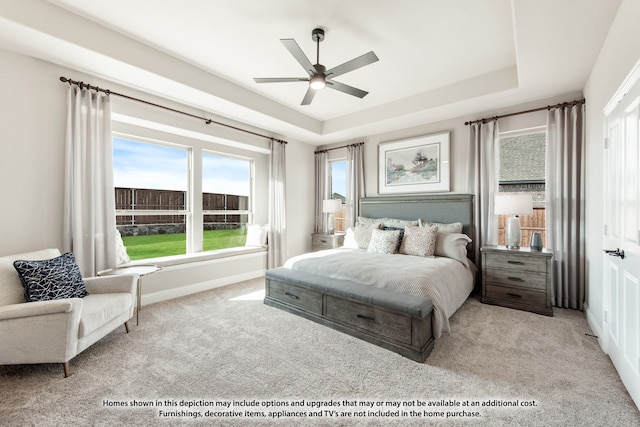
326;51;379;78
254;77;308;83
280;39;317;76
301;87;317;105
326;80;369;98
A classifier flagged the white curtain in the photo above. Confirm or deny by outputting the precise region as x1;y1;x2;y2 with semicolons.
314;151;329;233
63;85;117;277
268;140;287;269
346;143;365;229
546;104;585;309
466;120;500;265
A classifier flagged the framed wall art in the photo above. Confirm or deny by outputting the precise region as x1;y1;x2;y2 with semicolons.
378;131;450;194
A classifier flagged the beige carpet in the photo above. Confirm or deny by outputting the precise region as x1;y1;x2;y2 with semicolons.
1;278;638;426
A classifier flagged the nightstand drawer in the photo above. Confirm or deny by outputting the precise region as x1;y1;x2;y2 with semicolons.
311;233;344;251
325;295;412;344
267;281;323;315
485;252;547;273
484;269;547;291
485;284;547;307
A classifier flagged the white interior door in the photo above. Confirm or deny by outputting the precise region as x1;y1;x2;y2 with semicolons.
604;65;640;410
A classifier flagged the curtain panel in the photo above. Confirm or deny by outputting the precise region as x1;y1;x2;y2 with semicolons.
268;140;287;269
546;104;586;309
63;86;117;276
346;143;365;229
466;121;500;265
314;151;329;233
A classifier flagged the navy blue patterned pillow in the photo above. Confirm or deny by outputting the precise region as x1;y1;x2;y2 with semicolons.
13;252;88;302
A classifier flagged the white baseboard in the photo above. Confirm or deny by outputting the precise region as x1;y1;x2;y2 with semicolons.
141;269;265;306
584;302;607;353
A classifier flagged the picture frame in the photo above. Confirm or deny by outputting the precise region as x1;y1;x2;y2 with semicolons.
378;131;450;194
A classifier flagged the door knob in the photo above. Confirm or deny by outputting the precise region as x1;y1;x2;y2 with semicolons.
604;248;625;259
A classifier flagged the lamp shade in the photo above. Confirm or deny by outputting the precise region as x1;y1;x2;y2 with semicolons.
494;194;533;216
322;199;342;213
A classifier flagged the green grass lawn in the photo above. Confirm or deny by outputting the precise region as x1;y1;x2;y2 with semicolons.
122;228;247;260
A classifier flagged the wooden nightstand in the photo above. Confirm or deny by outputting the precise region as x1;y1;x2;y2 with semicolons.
481;245;553;316
311;233;345;251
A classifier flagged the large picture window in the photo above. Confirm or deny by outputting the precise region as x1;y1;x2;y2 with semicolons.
330;159;347;233
497;128;546;247
113;137;254;260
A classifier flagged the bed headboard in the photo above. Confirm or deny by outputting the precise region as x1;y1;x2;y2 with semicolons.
360;194;475;262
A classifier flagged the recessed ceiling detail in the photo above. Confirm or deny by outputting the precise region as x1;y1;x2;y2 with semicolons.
254;28;379;106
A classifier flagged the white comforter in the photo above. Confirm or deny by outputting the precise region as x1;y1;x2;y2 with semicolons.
283;248;475;338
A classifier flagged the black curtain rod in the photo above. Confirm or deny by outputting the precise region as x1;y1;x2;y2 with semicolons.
59;76;287;144
464;99;585;126
314;141;364;154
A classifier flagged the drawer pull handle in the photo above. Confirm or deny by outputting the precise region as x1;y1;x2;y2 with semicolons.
508;277;525;282
284;292;299;300
356;314;376;322
506;293;522;298
508;260;525;265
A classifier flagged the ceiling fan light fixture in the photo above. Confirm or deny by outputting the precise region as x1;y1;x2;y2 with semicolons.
309;75;326;90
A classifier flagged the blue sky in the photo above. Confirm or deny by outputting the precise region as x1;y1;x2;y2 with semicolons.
113;138;250;196
331;160;346;197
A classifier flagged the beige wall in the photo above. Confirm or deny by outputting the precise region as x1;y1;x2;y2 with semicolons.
0;48;315;302
323;93;581;198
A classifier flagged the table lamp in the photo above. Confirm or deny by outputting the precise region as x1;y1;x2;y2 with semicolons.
495;194;533;249
322;199;342;234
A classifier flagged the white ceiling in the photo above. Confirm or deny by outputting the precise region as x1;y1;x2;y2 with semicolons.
0;0;621;145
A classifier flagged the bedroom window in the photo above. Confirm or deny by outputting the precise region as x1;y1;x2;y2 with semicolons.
497;128;546;247
202;151;252;251
113;137;254;260
330;159;347;233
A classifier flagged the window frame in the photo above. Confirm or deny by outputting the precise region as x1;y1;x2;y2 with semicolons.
113;131;256;260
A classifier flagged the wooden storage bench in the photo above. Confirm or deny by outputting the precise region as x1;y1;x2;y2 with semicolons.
264;268;435;362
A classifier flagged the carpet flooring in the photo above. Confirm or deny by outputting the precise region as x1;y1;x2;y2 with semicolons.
1;277;638;426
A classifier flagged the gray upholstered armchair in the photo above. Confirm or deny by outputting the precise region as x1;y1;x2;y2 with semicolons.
0;248;137;377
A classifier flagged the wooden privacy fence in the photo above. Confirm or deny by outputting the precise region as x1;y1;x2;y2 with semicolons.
115;187;248;226
497;207;546;248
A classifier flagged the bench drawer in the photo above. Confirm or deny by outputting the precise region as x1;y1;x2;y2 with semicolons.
325;295;412;344
267;281;323;315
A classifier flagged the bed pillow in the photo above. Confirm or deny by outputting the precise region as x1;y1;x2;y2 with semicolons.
245;224;269;247
382;218;419;229
342;227;359;248
435;232;472;266
353;223;382;249
13;252;88;302
357;216;384;227
420;219;464;234
399;224;438;257
367;229;402;255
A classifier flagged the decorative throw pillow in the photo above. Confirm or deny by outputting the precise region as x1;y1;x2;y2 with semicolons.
367;229;402;254
245;224;269;247
420;219;464;234
13;252;88;302
353;223;382;249
400;224;438;257
342;227;359;248
435;232;472;265
115;229;130;265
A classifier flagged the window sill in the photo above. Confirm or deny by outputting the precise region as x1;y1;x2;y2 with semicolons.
120;246;267;269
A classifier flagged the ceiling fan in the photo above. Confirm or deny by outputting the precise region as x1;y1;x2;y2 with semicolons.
253;28;379;105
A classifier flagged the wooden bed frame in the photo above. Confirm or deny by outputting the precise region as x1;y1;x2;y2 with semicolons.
264;194;475;362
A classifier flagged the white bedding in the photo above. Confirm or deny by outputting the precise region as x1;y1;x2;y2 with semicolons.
283;248;475;338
